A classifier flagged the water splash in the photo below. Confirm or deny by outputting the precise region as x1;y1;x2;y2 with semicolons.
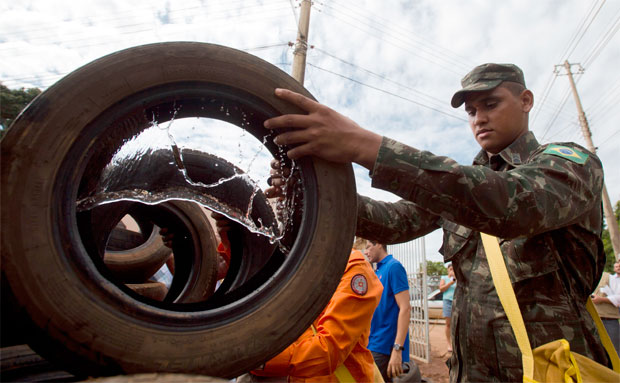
76;107;292;244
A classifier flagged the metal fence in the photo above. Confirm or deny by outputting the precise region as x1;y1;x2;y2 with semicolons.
388;237;430;363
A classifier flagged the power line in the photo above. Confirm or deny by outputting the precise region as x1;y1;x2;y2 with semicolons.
582;10;620;68
1;1;291;54
2;0;287;38
289;0;300;26
306;62;467;122
315;2;467;76
597;129;620;147
530;74;558;129
562;0;607;60
587;80;620;123
539;86;574;142
535;0;606;127
323;0;473;71
314;47;449;110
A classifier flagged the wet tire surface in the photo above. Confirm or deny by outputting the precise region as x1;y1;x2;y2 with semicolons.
1;42;357;378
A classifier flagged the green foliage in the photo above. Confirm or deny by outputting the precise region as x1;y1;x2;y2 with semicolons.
0;84;42;138
602;200;620;272
426;260;447;276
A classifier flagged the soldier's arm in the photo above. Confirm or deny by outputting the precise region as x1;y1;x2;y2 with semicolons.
371;137;604;239
356;195;440;244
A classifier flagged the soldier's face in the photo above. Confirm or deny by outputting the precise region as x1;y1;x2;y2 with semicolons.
464;85;533;154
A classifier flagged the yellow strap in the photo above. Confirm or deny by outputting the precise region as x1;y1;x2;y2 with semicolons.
310;325;358;382
480;233;535;379
334;364;357;383
482;233;620;377
586;298;620;372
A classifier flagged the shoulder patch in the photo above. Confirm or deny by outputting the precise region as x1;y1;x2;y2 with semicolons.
542;144;588;165
351;274;368;296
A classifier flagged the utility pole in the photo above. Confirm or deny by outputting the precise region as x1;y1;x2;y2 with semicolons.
556;60;620;259
291;0;311;85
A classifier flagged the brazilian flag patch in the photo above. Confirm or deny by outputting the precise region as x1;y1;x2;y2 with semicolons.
543;144;588;164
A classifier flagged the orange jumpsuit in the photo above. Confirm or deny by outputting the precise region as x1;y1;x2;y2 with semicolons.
252;249;383;382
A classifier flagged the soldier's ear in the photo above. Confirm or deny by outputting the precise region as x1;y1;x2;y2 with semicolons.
520;89;534;113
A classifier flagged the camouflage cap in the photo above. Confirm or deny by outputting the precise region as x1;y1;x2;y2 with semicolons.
451;63;525;108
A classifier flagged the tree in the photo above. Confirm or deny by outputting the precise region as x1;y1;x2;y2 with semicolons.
602;200;620;272
426;260;447;276
0;84;42;139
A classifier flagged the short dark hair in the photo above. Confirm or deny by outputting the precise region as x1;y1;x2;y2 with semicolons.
369;240;387;252
500;81;526;98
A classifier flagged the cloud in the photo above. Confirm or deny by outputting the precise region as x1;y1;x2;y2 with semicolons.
1;0;618;260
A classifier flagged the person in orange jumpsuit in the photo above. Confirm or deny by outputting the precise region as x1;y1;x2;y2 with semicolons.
213;167;383;381
249;245;383;382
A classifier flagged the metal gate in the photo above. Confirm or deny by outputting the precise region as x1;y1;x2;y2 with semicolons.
388;237;430;363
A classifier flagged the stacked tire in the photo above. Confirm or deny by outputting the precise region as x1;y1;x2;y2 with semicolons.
1;42;356;379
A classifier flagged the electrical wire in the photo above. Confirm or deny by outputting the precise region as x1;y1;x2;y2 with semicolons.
322;0;473;71
2;0;287;38
597;129;620;147
539;86;574;142
313;47;449;110
534;0;605;126
530;74;558;129
289;0;300;26
563;0;607;60
587;79;620;118
314;2;468;75
0;1;290;54
306;62;467;122
582;11;620;68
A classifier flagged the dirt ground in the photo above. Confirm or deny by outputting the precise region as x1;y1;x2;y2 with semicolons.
415;321;450;383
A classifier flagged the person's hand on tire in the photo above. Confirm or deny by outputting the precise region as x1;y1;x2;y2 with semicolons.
265;158;291;201
263;88;382;170
387;350;404;379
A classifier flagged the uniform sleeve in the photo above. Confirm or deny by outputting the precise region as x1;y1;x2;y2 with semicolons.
356;194;440;244
253;253;383;378
371;137;604;239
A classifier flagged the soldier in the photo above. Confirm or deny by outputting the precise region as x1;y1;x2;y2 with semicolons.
264;63;610;382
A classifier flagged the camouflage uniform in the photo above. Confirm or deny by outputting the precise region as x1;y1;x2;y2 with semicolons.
355;131;609;382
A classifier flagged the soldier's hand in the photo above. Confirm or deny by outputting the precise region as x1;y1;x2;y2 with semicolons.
263;88;382;170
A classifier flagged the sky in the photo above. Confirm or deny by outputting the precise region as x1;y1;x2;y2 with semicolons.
2;0;619;262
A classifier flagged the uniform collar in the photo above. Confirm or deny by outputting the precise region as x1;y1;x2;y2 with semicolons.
473;131;540;167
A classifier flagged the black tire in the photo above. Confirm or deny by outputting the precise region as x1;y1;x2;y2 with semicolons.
104;226;173;284
126;282;169;301
106;227;148;251
176;150;279;297
0;345;74;382
1;42;356;378
84;199;220;303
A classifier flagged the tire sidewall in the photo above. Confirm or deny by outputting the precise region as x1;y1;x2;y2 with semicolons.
1;42;356;377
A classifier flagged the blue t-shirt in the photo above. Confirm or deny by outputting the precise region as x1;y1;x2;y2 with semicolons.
368;255;410;361
441;275;456;301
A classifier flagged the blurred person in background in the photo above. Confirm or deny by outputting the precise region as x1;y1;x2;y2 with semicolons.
439;263;457;353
